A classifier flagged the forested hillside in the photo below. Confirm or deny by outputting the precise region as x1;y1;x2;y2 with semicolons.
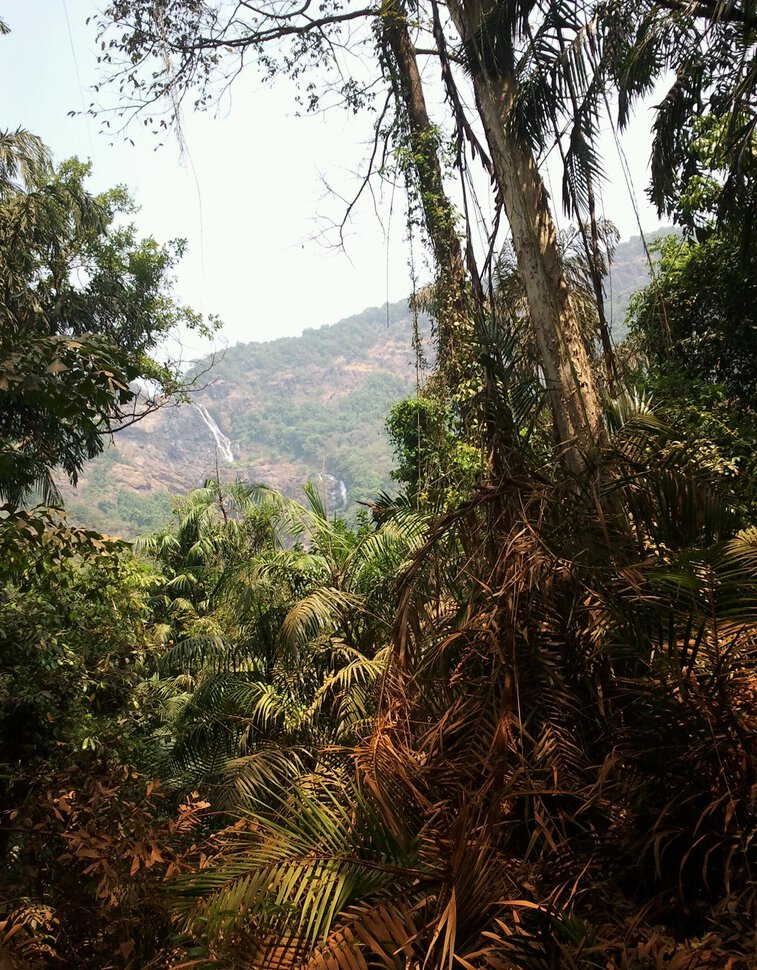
3;2;757;969
63;300;426;535
65;233;654;537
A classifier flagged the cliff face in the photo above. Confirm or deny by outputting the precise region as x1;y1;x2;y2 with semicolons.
101;403;234;493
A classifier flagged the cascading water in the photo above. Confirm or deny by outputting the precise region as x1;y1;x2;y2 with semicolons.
193;404;234;463
319;472;348;509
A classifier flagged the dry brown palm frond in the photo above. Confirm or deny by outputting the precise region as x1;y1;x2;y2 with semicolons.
348;424;757;965
306;897;421;970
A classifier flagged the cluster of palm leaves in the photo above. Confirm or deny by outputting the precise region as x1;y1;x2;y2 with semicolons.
137;480;428;811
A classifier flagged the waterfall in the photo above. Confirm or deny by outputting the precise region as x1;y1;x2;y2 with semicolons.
193;404;234;463
319;472;348;509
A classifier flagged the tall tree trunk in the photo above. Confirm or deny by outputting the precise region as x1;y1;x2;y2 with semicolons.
446;0;606;466
380;0;469;382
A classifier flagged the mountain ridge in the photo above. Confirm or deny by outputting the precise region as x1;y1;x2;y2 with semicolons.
63;231;663;537
64;299;427;535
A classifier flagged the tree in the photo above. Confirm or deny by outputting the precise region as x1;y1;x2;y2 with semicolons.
0;528;212;969
0;145;216;504
599;0;757;234
0;126;220;964
0;126;50;196
440;0;607;461
10;4;755;966
93;0;613;466
378;0;470;385
624;228;757;518
630;231;757;405
621;101;757;516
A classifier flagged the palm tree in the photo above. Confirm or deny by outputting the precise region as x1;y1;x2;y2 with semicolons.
440;0;607;466
138;481;427;810
0;21;50;196
0;127;51;198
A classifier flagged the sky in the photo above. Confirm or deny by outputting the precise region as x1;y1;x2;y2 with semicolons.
2;1;662;360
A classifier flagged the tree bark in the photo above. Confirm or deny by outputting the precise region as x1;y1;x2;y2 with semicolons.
446;0;607;466
382;3;465;284
380;0;469;378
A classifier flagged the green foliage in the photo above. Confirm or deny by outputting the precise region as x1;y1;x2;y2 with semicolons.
629;231;757;404
0;332;139;506
0;504;125;582
141;207;757;965
0;146;216;505
73;489;174;539
386;396;484;507
627;227;757;516
134;479;425;811
171;772;415;966
236;370;411;481
0;548;156;765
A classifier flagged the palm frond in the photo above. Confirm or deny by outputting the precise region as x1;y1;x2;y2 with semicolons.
173;777;415;966
281;588;363;653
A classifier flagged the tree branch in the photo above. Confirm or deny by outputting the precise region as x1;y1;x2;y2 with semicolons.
179;7;380;51
656;0;757;29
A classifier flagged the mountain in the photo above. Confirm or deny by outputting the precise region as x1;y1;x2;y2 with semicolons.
63;231;667;537
606;226;677;339
64;300;427;536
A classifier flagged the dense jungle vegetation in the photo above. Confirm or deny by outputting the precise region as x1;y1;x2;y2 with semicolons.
2;1;757;967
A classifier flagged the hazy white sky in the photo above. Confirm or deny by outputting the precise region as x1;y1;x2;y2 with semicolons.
2;1;662;358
